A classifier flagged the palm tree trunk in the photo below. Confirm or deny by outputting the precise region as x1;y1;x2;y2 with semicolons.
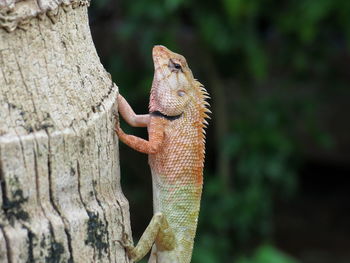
0;2;129;262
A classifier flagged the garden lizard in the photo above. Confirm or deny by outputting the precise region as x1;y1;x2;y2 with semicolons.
115;45;210;263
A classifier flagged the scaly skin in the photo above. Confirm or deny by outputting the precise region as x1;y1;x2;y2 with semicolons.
116;45;210;263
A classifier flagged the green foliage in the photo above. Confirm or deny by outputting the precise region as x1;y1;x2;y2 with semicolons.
192;97;301;262
236;244;299;263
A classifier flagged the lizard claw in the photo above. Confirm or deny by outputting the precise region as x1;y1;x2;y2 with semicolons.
115;232;133;249
113;111;122;136
114;125;122;137
113;110;119;124
118;232;137;260
122;232;133;248
113;110;119;119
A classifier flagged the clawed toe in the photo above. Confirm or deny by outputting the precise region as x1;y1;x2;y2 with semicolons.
120;233;134;250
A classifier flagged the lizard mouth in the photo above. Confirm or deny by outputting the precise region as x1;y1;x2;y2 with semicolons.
150;111;183;121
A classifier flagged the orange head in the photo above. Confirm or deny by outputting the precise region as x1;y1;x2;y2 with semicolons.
150;45;209;118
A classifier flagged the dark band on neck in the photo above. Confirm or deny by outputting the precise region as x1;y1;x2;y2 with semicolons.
150;111;182;121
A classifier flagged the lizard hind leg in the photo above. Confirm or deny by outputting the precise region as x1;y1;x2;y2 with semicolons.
148;245;157;263
124;212;176;262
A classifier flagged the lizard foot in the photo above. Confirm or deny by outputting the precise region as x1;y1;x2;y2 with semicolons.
113;110;119;120
120;232;134;250
119;232;139;260
113;112;122;137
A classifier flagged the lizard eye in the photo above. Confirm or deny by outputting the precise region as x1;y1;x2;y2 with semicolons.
168;59;183;72
174;63;182;70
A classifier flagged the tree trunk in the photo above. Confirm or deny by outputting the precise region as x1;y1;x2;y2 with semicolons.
0;1;130;262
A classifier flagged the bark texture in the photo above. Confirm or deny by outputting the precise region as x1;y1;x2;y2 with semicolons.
0;1;130;262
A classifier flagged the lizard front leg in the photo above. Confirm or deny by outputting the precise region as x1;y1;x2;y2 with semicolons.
115;115;166;154
116;95;175;261
118;94;150;127
123;212;176;262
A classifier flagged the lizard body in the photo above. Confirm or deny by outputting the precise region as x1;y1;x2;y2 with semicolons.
116;45;210;263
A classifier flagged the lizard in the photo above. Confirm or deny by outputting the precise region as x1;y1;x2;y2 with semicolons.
115;45;210;263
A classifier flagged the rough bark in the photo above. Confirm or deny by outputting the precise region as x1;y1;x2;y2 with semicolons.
0;1;130;262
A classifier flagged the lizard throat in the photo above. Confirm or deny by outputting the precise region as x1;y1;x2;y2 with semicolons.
150;111;183;121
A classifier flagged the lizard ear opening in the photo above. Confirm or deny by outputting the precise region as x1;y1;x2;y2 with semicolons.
177;90;186;97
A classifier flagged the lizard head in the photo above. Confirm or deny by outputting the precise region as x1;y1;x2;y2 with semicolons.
150;45;208;118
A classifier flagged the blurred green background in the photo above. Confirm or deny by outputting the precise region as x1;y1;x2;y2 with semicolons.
89;1;350;262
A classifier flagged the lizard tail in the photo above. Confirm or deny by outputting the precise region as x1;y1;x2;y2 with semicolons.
148;245;157;263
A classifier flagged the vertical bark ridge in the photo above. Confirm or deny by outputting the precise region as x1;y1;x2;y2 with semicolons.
0;226;11;263
46;131;73;262
0;151;11;263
